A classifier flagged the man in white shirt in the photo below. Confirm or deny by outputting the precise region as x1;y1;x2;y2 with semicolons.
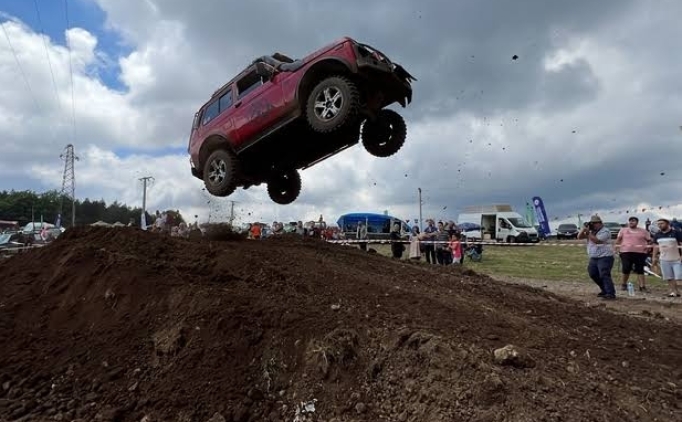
652;218;682;297
577;215;616;299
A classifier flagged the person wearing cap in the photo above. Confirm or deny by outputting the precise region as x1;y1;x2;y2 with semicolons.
421;219;438;264
651;218;682;297
615;216;652;292
577;215;616;299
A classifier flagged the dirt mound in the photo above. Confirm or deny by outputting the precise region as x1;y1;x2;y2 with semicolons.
0;226;680;422
203;223;247;242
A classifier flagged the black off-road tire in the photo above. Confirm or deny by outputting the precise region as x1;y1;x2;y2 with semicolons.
203;149;240;197
361;109;407;158
305;75;360;133
267;170;302;205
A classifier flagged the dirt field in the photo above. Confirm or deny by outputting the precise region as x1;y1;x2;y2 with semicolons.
1;227;681;422
372;241;682;320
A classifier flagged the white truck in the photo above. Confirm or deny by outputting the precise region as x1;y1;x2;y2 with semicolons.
457;204;539;243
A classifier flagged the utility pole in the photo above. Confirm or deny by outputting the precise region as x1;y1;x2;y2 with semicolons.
139;176;154;226
418;187;423;232
60;144;79;227
228;200;237;226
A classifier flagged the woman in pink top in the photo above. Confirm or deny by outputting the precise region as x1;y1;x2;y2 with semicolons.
615;216;652;292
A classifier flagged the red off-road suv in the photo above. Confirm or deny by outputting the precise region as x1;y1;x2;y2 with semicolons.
188;36;415;204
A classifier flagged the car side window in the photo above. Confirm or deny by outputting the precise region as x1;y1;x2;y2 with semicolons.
201;100;220;126
236;70;264;99
219;90;233;110
201;88;234;126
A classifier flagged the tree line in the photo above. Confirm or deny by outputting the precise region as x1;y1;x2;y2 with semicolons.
0;190;185;228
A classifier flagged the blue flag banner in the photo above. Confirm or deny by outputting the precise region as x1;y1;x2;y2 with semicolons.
532;196;551;236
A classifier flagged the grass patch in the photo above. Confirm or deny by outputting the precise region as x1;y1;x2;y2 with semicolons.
371;242;662;284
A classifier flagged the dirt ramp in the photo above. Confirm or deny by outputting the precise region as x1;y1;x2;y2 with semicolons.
0;227;680;422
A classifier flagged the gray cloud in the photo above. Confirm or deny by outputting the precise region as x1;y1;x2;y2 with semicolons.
3;0;682;226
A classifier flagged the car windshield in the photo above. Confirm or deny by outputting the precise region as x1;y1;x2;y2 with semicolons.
507;217;533;228
605;222;621;228
0;233;11;244
558;224;577;230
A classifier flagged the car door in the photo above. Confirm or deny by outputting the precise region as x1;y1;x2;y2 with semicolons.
498;218;513;241
230;68;285;150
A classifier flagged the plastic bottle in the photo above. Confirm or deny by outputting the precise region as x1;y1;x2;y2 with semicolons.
627;281;635;297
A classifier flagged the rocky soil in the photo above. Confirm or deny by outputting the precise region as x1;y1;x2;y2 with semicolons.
0;227;680;422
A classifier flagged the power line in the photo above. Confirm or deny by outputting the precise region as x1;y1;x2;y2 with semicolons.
1;20;41;112
63;0;77;144
33;0;62;113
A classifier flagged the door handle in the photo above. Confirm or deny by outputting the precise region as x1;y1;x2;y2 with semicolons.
234;101;242;108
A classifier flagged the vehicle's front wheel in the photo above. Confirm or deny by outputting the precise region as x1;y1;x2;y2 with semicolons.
203;149;240;197
305;75;360;133
361;109;407;158
267;170;301;205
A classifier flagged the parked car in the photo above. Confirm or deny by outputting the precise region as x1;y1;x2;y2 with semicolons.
0;232;24;252
556;223;579;240
603;222;622;239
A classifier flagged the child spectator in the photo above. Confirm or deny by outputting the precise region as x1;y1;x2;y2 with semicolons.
449;233;463;265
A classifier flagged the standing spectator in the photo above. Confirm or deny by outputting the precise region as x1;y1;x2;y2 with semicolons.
421;219;438;264
389;223;405;259
577;215;616;300
449;232;463;265
651;218;682;297
295;221;305;235
250;222;262;240
356;221;368;251
615;216;651;292
408;226;421;261
435;221;451;265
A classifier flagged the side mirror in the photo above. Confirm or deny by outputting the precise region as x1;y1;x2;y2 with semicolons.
255;62;275;80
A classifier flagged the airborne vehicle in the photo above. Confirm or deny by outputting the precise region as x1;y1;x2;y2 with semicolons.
188;37;416;204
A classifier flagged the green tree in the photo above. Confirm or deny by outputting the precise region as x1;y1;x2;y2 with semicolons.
0;189;184;228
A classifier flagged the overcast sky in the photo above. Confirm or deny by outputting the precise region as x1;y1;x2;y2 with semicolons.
1;0;681;227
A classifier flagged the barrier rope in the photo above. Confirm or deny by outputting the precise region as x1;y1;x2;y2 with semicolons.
324;239;657;247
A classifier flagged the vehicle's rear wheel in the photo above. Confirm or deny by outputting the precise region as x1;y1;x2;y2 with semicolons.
361;109;407;158
203;149;240;197
267;170;301;205
305;75;360;133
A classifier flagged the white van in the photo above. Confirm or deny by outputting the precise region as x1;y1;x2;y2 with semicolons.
457;205;539;243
